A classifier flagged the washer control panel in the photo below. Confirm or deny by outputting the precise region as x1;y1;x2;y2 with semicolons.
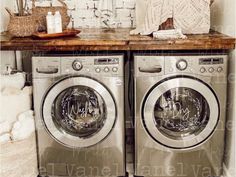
94;57;120;74
165;55;228;76
198;57;225;74
61;55;123;76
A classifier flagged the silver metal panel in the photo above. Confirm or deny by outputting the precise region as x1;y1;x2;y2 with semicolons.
134;54;228;177
32;57;61;78
32;55;125;177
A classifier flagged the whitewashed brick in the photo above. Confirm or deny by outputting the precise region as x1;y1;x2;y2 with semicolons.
120;19;132;28
64;0;76;10
87;1;95;9
34;1;51;7
28;0;136;28
130;9;135;18
116;0;124;8
74;18;88;28
123;0;135;9
132;17;136;27
77;9;94;18
84;18;100;28
116;9;131;17
93;1;99;9
75;0;88;9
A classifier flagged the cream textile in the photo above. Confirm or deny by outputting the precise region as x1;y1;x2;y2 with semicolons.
153;29;187;40
131;0;211;35
131;0;173;35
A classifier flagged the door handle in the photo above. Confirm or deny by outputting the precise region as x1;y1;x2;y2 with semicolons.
36;68;59;74
139;66;162;73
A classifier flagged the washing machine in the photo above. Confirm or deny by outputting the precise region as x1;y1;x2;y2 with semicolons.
134;54;228;177
32;55;125;177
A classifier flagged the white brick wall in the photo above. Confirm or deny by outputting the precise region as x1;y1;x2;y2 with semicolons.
23;0;136;28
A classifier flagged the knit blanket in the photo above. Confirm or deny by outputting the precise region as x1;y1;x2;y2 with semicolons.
131;0;211;35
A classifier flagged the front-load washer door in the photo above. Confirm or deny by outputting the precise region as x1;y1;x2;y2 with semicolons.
142;76;220;149
42;76;116;148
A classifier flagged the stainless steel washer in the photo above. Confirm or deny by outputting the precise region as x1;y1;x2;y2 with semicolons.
33;55;125;177
134;54;228;177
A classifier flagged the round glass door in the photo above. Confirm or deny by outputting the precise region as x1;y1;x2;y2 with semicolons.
142;77;219;149
42;76;116;148
52;86;107;138
154;87;210;139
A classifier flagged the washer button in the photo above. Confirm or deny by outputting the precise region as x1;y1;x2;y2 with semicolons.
176;59;188;71
169;67;174;72
208;67;215;73
217;67;223;73
95;68;101;73
200;67;206;73
104;67;110;72
112;67;118;72
72;60;83;71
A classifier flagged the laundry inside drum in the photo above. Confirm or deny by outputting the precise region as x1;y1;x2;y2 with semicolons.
51;86;107;138
154;87;210;140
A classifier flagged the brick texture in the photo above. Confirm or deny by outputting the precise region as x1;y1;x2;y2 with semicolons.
23;0;136;28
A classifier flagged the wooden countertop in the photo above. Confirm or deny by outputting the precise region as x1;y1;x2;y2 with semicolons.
0;28;235;51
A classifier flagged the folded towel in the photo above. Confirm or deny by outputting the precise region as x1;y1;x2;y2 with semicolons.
153;29;187;40
0;86;32;124
11;110;35;141
0;133;11;144
0;72;25;91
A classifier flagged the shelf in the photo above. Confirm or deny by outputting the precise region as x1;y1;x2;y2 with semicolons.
0;28;235;51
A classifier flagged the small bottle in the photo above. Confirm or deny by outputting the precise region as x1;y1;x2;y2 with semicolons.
46;11;55;34
54;11;62;33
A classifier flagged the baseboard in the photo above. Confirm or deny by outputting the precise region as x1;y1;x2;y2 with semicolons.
223;163;233;177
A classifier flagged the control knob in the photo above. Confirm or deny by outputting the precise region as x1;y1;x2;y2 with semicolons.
200;67;206;73
217;67;223;73
112;67;118;72
72;60;83;71
208;67;215;73
176;59;188;71
95;67;101;73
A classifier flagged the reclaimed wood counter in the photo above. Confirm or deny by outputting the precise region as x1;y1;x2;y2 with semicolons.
0;28;235;51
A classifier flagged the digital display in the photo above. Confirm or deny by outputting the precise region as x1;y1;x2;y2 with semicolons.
94;58;119;65
199;58;223;65
213;58;223;64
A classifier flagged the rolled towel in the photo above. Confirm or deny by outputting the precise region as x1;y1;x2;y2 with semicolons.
0;72;25;91
11;110;35;141
153;29;187;40
0;120;11;135
0;133;11;144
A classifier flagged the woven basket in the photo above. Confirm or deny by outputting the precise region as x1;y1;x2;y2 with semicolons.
32;0;70;31
5;8;38;37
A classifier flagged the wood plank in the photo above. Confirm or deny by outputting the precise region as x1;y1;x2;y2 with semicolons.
0;28;235;51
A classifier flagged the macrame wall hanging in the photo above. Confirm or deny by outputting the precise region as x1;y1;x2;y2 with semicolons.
131;0;213;35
